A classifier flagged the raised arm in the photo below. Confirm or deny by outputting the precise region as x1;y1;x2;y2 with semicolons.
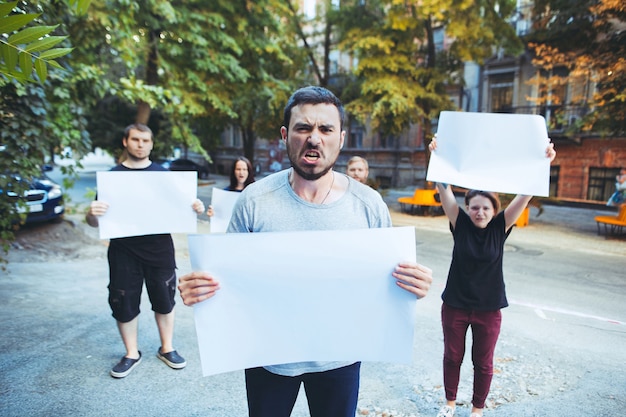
435;182;460;228
429;137;460;227
503;194;533;230
503;141;557;230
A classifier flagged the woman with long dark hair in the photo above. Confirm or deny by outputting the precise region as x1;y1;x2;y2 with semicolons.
207;157;255;217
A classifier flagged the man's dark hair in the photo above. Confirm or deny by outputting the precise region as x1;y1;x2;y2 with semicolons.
123;123;153;140
282;86;345;131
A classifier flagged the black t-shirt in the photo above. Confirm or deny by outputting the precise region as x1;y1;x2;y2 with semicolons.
107;163;176;269
441;210;511;311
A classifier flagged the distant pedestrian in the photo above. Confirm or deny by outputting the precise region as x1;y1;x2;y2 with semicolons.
86;123;205;378
346;156;369;184
346;155;379;189
606;168;626;206
430;136;556;417
206;156;255;217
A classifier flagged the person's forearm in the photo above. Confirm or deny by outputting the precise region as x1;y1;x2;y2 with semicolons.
504;195;533;228
436;182;455;204
436;182;459;225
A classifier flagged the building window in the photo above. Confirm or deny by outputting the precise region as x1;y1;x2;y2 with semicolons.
489;73;514;113
329;58;338;75
231;128;242;147
588;167;621;202
433;27;444;53
380;133;397;149
349;125;363;149
549;165;559;197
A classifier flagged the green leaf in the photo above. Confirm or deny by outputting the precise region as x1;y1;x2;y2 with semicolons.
46;59;64;70
0;43;8;62
8;25;58;45
0;2;18;19
76;0;93;15
39;47;73;60
24;36;67;53
0;13;39;34
18;51;32;77
34;58;47;82
1;42;18;72
0;65;31;82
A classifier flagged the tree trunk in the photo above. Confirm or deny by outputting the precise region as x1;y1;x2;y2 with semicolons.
135;29;160;125
136;102;151;125
423;18;436;187
286;0;323;84
242;122;256;168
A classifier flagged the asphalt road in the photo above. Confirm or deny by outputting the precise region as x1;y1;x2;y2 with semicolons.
2;168;625;417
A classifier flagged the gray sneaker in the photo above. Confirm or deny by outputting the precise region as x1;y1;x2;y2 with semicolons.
110;352;142;378
157;348;186;369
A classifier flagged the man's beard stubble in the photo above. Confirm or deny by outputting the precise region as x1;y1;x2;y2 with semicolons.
290;163;332;181
287;142;338;181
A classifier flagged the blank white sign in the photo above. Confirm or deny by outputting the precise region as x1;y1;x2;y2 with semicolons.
426;111;551;196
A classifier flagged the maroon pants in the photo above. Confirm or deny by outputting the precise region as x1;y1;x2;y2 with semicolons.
441;303;502;409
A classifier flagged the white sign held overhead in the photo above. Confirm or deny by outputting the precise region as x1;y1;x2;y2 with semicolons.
426;111;551;196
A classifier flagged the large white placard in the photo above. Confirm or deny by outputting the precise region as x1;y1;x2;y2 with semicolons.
426;111;551;196
96;171;198;239
189;226;418;376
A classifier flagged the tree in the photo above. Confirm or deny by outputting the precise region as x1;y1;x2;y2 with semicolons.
336;0;523;140
1;0;92;266
525;42;596;132
66;0;252;160
283;0;338;88
0;0;91;84
528;0;626;135
226;0;307;164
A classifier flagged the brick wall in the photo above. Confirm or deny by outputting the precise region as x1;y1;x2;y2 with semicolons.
553;137;626;201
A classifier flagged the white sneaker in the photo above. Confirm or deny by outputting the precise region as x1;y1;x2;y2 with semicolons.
436;405;455;417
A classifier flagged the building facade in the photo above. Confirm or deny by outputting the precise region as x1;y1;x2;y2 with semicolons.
212;0;626;204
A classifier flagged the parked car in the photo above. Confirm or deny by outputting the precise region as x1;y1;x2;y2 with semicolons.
167;158;210;179
1;166;65;224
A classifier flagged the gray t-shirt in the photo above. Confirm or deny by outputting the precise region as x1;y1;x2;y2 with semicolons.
228;169;392;376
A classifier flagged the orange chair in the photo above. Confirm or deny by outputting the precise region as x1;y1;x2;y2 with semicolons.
397;189;442;215
515;207;530;227
594;204;626;236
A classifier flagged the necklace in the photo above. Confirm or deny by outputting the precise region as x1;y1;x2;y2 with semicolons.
319;172;335;205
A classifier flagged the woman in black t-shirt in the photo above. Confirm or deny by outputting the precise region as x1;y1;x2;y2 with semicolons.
430;138;556;417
